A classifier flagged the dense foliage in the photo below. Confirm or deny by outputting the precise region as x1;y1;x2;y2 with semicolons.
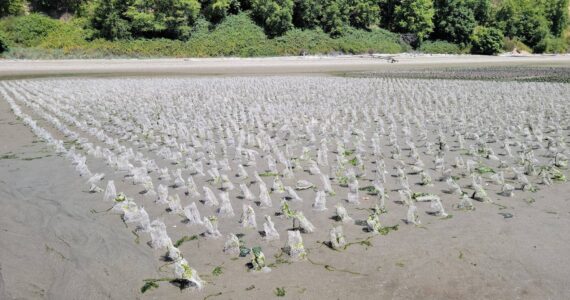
418;40;462;54
91;0;201;40
0;32;9;53
0;0;25;18
470;26;503;55
432;0;476;47
0;0;568;57
2;13;62;47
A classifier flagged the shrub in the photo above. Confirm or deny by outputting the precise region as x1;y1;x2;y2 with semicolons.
0;32;10;53
534;35;568;54
251;0;294;37
39;19;93;50
188;13;272;56
271;28;335;55
336;27;410;54
3;14;61;47
419;40;462;54
470;26;503;55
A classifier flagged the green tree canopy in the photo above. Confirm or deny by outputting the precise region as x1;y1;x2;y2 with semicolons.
347;0;380;29
393;0;435;41
432;0;476;46
0;0;25;17
201;0;241;23
93;0;201;40
318;0;349;36
470;25;503;55
251;0;294;36
292;0;320;28
541;0;569;37
29;0;89;16
496;0;549;48
468;0;491;25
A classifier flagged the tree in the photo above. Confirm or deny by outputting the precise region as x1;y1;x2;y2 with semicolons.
133;0;201;39
496;0;549;48
251;0;294;37
432;0;476;46
292;0;320;28
0;32;10;53
378;0;398;30
202;0;240;23
92;0;132;40
542;0;569;37
348;0;380;29
393;0;435;41
318;0;349;36
93;0;201;40
0;0;25;17
470;25;503;55
29;0;89;16
468;0;491;25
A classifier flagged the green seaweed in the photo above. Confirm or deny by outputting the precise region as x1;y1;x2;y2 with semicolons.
343;236;373;250
174;235;198;247
239;246;250;257
359;186;379;195
552;172;567;182
268;251;291;268
140;278;175;294
476;166;495;174
212;266;223;277
307;257;366;275
377;224;399;235
337;176;349;187
0;153;17;160
259;172;279;177
348;157;358;166
141;281;159;293
492;202;508;210
21;155;51;161
275;287;286;297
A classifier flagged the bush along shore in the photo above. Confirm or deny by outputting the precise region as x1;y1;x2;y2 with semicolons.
0;0;569;59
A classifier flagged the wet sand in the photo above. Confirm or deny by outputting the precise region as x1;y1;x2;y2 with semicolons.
0;59;570;300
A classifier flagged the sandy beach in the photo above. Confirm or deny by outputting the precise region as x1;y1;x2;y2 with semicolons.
1;57;570;300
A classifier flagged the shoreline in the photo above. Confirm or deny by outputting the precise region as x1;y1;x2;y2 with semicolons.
1;54;569;79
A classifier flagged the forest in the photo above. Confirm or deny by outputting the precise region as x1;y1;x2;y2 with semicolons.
0;0;568;58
